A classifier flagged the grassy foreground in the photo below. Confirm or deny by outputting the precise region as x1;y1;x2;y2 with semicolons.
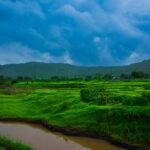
0;136;32;150
0;80;150;148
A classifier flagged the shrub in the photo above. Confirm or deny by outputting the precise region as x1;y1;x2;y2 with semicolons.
108;95;126;104
58;102;70;112
143;84;150;90
123;96;148;106
4;87;14;95
80;86;108;105
142;91;150;103
131;71;145;79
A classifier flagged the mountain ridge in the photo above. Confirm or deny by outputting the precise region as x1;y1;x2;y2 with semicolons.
0;59;149;78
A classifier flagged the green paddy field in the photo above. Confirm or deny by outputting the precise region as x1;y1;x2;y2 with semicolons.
0;80;150;149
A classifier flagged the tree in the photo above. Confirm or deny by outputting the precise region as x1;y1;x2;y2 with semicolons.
94;73;102;80
85;76;92;81
144;73;149;79
24;77;32;85
120;74;129;80
103;74;113;80
11;79;18;85
50;76;60;81
131;71;144;79
0;75;5;84
17;76;24;81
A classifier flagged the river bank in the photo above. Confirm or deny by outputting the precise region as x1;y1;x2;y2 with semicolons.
0;118;147;150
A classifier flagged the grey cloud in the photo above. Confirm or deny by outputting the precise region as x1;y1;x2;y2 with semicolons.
0;42;74;65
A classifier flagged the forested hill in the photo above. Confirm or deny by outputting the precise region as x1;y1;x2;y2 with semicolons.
0;60;150;78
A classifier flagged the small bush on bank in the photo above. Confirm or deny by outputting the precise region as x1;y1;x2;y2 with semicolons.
108;95;126;104
80;86;108;105
81;86;149;106
142;91;150;103
143;84;150;90
122;96;149;106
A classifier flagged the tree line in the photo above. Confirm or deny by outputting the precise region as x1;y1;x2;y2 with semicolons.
0;71;149;85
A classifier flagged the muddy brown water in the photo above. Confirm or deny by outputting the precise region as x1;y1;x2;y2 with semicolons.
0;122;126;150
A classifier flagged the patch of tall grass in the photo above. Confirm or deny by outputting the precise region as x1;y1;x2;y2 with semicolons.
0;137;33;150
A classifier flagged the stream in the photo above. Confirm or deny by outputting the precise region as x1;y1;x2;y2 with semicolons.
0;122;126;150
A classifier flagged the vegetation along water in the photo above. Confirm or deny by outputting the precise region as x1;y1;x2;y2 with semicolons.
0;77;150;150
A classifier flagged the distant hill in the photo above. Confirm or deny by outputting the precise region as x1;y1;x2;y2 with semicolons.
0;60;150;78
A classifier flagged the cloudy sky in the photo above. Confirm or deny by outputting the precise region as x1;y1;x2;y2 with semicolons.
0;0;150;66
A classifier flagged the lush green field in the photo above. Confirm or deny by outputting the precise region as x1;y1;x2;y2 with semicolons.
0;136;32;150
0;80;150;148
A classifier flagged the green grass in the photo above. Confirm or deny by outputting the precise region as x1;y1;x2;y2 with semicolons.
0;137;32;150
0;80;150;147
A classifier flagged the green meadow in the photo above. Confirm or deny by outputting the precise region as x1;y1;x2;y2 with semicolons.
0;80;150;148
